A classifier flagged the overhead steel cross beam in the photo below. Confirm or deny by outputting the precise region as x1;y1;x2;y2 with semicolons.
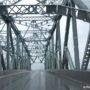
0;5;90;22
6;5;89;14
14;16;54;21
3;5;89;22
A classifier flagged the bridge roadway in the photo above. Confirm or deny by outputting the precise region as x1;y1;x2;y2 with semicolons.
0;70;90;90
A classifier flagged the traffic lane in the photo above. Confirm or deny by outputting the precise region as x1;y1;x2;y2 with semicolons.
24;71;61;90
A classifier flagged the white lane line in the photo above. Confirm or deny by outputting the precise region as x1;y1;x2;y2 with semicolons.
0;71;30;79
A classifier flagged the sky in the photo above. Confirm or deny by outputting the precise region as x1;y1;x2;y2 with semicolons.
80;0;90;9
17;0;38;5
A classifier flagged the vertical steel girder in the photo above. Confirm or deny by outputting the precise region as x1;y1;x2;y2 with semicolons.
51;35;55;69
48;41;52;69
0;47;6;70
44;54;47;69
9;29;17;69
48;45;51;69
45;50;49;69
10;29;14;55
64;15;71;47
62;12;71;69
56;19;61;69
45;43;54;69
16;35;19;69
71;0;80;70
65;47;75;69
6;23;11;70
1;52;6;70
20;43;24;69
62;0;80;70
48;38;56;69
45;16;62;69
0;47;2;70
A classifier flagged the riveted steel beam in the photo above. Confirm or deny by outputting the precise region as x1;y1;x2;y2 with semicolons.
71;0;80;70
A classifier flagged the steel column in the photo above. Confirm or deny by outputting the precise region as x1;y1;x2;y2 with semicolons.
1;52;6;70
9;29;17;69
49;40;52;69
65;47;75;70
62;10;71;69
20;43;24;69
56;19;61;69
0;46;6;70
51;35;55;69
7;23;11;70
0;46;2;70
71;1;80;70
48;45;51;69
16;35;19;69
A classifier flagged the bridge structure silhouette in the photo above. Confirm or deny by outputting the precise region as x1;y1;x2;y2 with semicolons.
0;0;90;90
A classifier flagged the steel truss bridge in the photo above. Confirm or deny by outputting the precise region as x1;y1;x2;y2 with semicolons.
0;0;90;90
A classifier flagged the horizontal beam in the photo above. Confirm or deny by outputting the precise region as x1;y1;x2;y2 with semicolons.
5;5;89;13
14;16;53;21
7;5;89;22
25;38;47;42
31;56;44;57
0;30;48;34
0;5;90;22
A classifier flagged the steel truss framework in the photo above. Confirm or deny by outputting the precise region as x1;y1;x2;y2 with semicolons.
2;0;22;5
0;0;90;70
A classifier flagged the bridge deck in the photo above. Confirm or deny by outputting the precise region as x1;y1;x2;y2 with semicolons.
0;70;90;90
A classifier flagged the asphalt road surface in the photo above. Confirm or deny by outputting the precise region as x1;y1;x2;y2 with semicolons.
24;71;62;90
